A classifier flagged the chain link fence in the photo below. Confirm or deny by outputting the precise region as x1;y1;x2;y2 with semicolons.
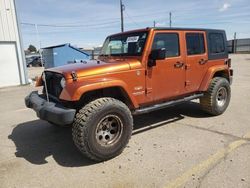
228;38;250;53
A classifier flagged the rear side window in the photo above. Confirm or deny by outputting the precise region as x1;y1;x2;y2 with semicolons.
209;33;225;54
186;33;205;55
152;33;180;57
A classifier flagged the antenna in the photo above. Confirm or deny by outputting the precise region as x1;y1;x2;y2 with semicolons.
169;12;172;28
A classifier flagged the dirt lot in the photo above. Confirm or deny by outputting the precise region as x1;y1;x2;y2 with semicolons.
0;54;249;188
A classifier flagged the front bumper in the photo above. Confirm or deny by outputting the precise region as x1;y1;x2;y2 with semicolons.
25;91;76;125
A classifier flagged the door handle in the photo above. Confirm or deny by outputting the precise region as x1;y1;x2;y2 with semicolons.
199;59;208;65
174;62;184;68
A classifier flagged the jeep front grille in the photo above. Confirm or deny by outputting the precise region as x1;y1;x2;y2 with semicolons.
43;71;63;98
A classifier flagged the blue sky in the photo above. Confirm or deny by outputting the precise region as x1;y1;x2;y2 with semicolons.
16;0;250;49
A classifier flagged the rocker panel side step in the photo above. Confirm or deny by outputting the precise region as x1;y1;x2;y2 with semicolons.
132;93;204;115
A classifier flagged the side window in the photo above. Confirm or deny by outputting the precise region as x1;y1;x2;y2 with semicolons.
186;33;205;55
209;33;225;54
152;33;180;57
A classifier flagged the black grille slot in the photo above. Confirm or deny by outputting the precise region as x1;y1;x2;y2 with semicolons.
43;72;63;98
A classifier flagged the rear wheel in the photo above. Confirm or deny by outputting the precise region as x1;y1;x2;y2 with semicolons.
72;97;133;162
200;77;231;115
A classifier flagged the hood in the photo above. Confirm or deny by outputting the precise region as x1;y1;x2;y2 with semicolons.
46;59;142;79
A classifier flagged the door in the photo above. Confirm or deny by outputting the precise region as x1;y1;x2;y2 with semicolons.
0;43;20;87
146;31;185;102
185;32;208;93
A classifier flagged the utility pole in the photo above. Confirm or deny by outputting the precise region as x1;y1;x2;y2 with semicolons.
35;24;49;102
35;24;43;69
169;12;172;28
233;32;237;53
120;0;125;32
153;21;156;27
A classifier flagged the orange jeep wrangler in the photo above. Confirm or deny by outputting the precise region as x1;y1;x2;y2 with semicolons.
25;27;233;161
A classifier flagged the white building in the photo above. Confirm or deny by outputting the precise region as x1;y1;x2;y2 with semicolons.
0;0;27;87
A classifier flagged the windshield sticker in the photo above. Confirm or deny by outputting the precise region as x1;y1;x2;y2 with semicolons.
127;36;139;43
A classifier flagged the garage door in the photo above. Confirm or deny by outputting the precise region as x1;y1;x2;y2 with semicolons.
0;43;20;87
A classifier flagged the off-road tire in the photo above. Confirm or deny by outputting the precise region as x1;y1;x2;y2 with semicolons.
72;97;133;162
200;77;231;115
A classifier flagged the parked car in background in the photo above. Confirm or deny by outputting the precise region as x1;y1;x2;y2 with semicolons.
26;56;43;67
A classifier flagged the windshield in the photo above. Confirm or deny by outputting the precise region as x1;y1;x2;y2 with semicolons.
100;31;148;56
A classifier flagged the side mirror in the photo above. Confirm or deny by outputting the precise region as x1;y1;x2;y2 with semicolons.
148;48;166;67
150;48;166;60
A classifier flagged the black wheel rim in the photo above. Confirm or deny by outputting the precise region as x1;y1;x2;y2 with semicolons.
95;115;123;146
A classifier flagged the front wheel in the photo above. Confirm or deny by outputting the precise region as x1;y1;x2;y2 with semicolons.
72;98;133;162
200;77;231;116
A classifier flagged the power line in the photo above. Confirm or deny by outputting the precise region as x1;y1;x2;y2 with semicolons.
124;11;141;28
22;26;118;35
20;6;250;30
21;20;120;28
20;5;250;36
21;18;250;32
174;20;250;26
20;1;250;25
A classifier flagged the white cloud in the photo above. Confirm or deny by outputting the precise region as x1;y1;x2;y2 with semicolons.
219;3;231;12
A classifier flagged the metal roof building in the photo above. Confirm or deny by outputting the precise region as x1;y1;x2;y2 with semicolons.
42;43;90;69
0;0;27;87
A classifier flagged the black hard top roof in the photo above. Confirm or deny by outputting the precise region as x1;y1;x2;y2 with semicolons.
109;27;226;37
148;27;225;32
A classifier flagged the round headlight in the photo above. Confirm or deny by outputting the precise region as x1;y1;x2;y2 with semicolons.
60;77;66;88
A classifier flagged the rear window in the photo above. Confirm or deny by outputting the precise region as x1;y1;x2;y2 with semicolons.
186;33;205;55
209;33;225;54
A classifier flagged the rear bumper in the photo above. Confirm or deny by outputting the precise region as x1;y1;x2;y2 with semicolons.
25;91;76;126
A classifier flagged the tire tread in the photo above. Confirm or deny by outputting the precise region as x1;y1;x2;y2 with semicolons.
200;77;230;115
72;97;133;162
